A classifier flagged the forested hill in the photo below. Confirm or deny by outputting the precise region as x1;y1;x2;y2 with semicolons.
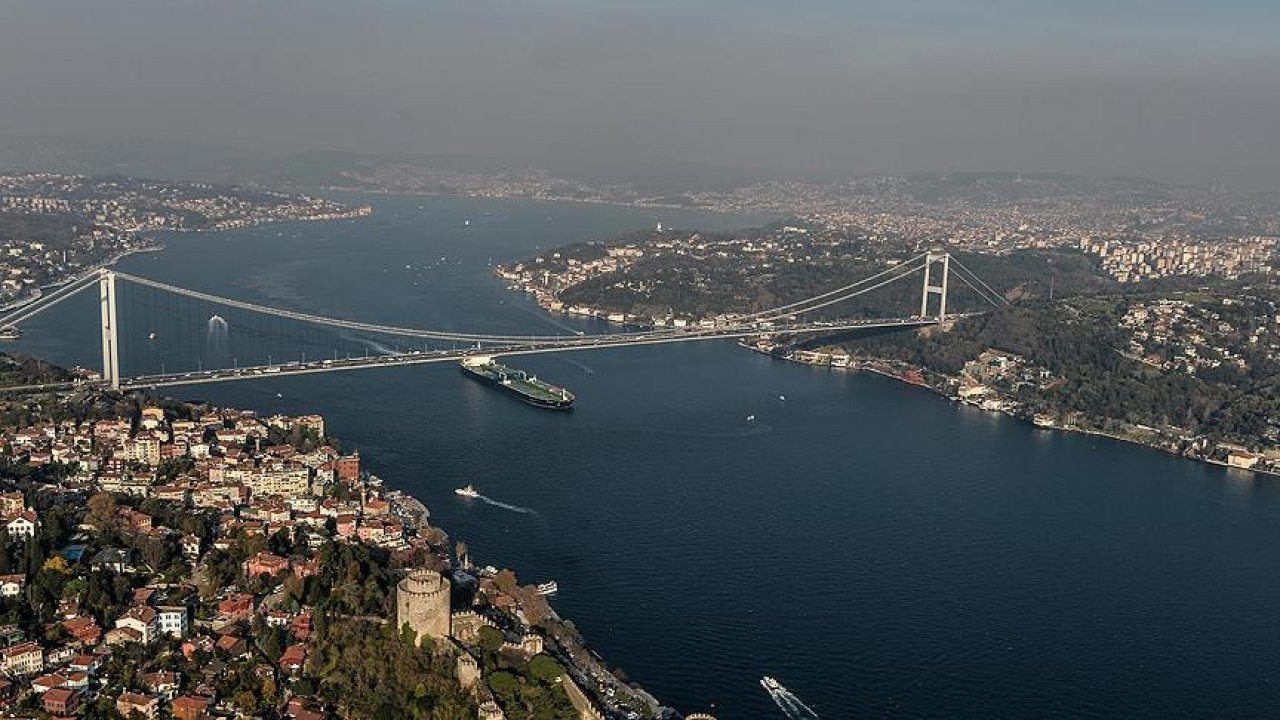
841;294;1280;450
0;352;73;388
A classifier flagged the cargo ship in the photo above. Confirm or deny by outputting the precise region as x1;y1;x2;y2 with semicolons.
460;357;575;410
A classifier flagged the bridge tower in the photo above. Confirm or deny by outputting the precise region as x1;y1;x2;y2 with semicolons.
919;251;950;320
99;270;120;389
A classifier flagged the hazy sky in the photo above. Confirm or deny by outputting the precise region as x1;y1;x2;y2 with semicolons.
2;0;1279;187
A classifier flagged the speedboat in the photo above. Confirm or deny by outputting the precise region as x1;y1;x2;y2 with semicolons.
761;676;781;692
455;484;480;498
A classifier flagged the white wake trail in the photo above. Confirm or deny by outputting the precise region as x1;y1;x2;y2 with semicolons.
476;494;538;515
765;684;821;720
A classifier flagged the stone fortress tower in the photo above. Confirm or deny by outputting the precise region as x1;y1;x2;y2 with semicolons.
396;568;451;645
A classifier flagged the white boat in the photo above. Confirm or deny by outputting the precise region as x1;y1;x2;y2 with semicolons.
455;484;480;498
746;414;756;422
147;332;157;340
536;581;558;595
761;676;781;692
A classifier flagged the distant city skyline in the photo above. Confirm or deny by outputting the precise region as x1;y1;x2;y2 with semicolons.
2;1;1279;189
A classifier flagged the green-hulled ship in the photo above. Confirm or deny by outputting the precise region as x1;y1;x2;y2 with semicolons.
460;357;575;410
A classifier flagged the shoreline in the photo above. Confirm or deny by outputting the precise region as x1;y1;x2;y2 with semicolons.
0;244;163;316
765;347;1280;480
496;270;1280;483
0;204;371;318
293;182;764;219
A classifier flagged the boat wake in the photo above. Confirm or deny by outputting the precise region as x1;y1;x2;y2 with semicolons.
564;359;595;375
763;679;820;719
474;494;538;515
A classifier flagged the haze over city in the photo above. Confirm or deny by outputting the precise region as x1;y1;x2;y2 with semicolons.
4;3;1280;719
3;0;1279;188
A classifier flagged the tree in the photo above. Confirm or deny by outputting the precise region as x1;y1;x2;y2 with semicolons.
88;492;118;535
527;654;565;683
495;569;518;594
477;625;505;654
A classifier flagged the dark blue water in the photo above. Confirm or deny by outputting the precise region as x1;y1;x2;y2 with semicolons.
15;195;1280;718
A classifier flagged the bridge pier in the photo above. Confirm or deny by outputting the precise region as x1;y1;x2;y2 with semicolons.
919;252;949;320
99;270;119;390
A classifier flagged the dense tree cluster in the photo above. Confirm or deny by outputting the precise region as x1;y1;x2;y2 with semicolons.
305;618;475;720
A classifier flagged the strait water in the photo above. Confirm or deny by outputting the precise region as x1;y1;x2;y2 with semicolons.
14;195;1280;718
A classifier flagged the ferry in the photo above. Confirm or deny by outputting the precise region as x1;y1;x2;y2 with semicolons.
535;581;559;595
761;676;781;692
454;484;480;498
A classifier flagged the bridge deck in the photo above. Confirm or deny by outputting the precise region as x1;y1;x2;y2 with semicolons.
0;315;973;394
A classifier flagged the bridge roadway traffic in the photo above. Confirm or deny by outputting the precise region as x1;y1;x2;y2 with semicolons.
0;313;977;394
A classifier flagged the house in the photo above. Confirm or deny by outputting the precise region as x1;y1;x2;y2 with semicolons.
172;694;212;720
62;617;102;646
31;672;66;693
1227;449;1261;469
115;605;158;645
43;644;76;667
140;406;166;429
140;670;179;700
116;691;160;719
119;509;153;534
5;511;38;540
289;611;313;641
215;634;248;658
278;644;306;675
216;594;254;621
156;606;189;638
0;492;23;516
335;514;358;538
91;548;131;573
0;575;24;597
0;641;43;676
68;653;103;675
43;687;80;715
64;671;89;690
286;697;328;720
243;551;289;578
0;625;23;647
105;627;144;646
335;453;359;481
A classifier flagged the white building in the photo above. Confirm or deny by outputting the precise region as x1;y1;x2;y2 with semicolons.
5;511;38;540
155;606;188;638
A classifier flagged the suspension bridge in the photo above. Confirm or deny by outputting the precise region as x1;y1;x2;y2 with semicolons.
0;250;1004;393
